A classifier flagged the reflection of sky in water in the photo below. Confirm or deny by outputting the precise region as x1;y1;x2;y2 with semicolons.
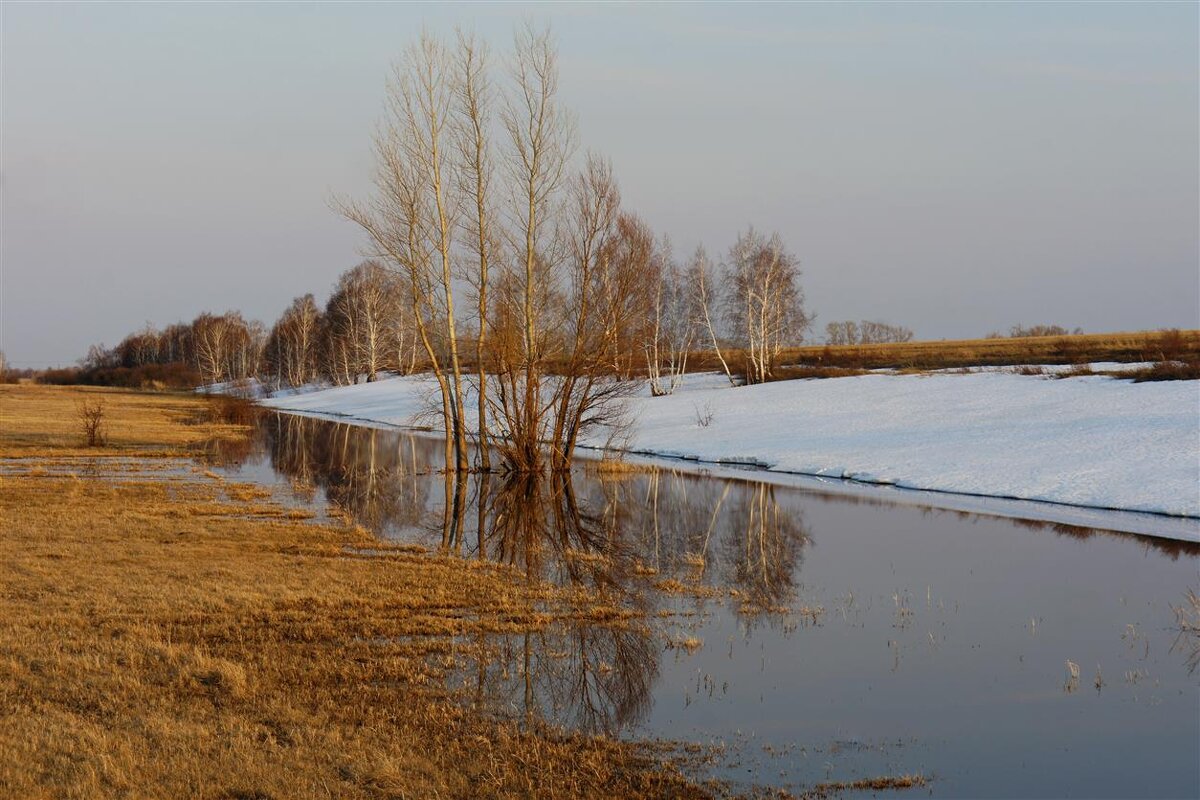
218;412;1200;798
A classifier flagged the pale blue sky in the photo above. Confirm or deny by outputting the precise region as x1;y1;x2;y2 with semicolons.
2;2;1197;366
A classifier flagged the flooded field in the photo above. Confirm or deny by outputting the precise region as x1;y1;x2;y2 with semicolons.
213;411;1199;798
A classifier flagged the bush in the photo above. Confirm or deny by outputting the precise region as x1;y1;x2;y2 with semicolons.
38;362;201;389
1156;329;1188;362
76;399;108;447
38;367;83;385
1130;360;1200;382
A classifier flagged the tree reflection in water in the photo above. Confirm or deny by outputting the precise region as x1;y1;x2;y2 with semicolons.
257;412;813;733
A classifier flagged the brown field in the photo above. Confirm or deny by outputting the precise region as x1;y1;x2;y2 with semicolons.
0;385;707;799
691;328;1200;376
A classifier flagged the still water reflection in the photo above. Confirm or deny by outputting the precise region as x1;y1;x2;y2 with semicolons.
217;411;1200;798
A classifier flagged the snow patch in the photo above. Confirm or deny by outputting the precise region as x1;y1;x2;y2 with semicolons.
256;370;1200;541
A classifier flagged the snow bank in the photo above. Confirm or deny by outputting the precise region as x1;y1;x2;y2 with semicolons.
259;371;1200;540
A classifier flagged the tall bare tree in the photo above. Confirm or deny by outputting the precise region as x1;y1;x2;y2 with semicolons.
339;33;471;471
453;29;498;469
493;21;577;472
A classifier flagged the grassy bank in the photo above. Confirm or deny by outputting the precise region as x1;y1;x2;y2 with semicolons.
778;329;1200;372
0;386;705;799
683;329;1200;378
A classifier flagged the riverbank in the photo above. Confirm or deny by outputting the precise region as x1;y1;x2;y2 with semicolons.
0;385;706;799
258;370;1200;541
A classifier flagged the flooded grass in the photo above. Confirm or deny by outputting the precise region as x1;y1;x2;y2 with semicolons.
0;385;708;799
799;774;928;800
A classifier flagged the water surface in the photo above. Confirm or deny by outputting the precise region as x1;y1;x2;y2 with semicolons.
214;412;1200;798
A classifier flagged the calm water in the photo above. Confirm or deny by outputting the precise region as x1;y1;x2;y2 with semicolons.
214;411;1200;798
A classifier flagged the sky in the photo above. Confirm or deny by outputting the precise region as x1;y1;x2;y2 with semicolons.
2;2;1197;367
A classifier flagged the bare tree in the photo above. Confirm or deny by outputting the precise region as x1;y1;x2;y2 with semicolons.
160;323;193;365
339;33;471;471
324;261;402;384
76;398;108;447
264;294;323;389
826;320;914;345
409;32;471;471
453;29;498;469
491;21;577;472
191;313;231;384
340;23;649;473
723;228;808;384
602;213;657;380
191;311;261;386
543;155;638;471
858;320;914;344
644;240;696;396
689;247;737;387
825;320;860;346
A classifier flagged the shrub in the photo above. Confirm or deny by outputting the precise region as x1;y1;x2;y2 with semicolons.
1130;360;1200;382
1157;329;1188;362
76;399;108;447
39;361;201;389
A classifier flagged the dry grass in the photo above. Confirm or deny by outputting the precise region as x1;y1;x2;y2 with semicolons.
693;329;1200;375
585;457;658;476
0;384;248;457
797;774;927;799
0;385;707;799
1127;360;1200;382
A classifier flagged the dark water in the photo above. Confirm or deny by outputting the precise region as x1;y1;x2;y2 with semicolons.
214;411;1200;798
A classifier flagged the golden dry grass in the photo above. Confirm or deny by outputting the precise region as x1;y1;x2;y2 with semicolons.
0;384;246;457
688;329;1200;375
0;385;707;799
798;774;927;800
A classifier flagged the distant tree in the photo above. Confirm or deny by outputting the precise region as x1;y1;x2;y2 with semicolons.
690;246;736;386
1008;324;1082;338
81;343;117;371
644;239;696;396
264;294;323;389
160;322;194;365
825;320;913;345
323;261;402;384
825;320;859;346
113;324;161;367
191;311;261;385
722;228;809;384
858;321;910;344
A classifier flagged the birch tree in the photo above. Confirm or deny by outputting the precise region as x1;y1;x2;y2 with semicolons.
644;242;696;396
689;247;737;386
492;21;577;472
339;33;470;471
723;228;809;384
453;29;498;469
264;294;321;389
